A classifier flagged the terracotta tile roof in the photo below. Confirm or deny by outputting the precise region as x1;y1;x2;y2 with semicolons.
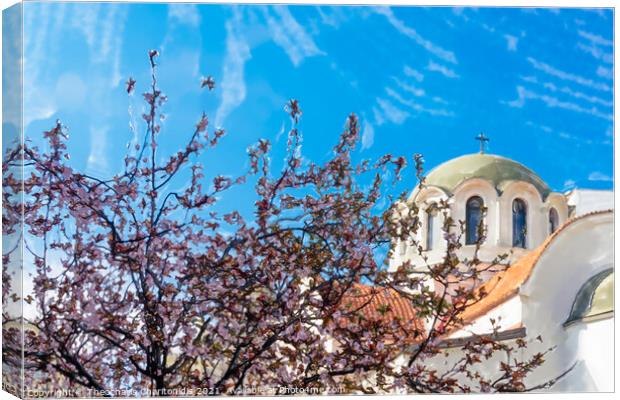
338;283;423;337
457;209;613;325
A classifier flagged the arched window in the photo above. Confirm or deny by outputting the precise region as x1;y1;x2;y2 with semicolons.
512;198;527;248
465;196;484;245
426;204;437;250
549;208;559;235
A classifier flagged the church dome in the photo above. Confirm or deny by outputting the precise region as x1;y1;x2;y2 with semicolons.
565;268;613;326
424;153;551;198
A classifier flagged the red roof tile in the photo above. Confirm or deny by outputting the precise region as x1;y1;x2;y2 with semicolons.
339;283;423;338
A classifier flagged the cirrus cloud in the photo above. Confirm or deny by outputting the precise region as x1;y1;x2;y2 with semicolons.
588;171;612;182
215;9;252;127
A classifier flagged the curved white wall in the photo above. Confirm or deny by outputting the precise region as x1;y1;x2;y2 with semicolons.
421;212;613;392
518;212;613;392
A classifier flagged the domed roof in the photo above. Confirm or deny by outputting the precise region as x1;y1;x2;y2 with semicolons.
565;268;613;326
423;153;551;198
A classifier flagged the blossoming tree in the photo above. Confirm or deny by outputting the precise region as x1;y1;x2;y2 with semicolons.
2;52;564;396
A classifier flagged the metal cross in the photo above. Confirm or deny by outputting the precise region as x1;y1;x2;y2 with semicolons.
475;132;489;154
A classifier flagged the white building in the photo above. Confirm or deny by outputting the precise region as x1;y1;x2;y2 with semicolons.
566;188;614;217
385;151;614;392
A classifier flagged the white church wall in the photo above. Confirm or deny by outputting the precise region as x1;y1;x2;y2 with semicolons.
544;193;569;233
390;187;449;273
402;179;565;272
498;181;545;250
566;189;614;216
414;297;523;391
425;320;611;392
447;295;522;339
421;211;613;392
451;178;500;246
393;179;532;273
557;318;614;392
517;211;613;392
414;186;449;262
419;337;526;391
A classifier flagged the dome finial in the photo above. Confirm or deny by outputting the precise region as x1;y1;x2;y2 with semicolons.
475;132;490;154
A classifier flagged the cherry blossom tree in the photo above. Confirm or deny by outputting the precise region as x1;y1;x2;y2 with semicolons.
2;52;566;396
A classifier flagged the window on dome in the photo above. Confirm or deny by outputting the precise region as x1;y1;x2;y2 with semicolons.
512;198;527;248
549;207;559;235
465;196;483;245
426;204;438;250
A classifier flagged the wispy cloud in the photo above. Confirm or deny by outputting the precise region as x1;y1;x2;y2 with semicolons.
520;75;612;107
562;179;576;191
2;6;22;128
577;42;613;64
374;7;457;64
505;86;612;121
392;77;425;97
403;65;424;81
481;23;495;33
102;5;128;87
427;60;459;78
368;55;454;130
264;6;325;67
215;9;252;127
504;34;518;51
526;121;604;146
385;87;454;118
168;4;201;27
432;96;449;105
275;121;286;142
71;3;128;85
385;87;412;105
24;3;128;126
22;3;128;187
97;5;127;67
87;126;110;175
583;9;610;19
525;120;553;133
521;9;539;15
315;6;348;28
374;98;409;125
596;66;613;80
69;3;99;53
588;171;613;182
578;30;613;47
557;131;588;143
23;2;65;125
160;4;201;55
527;57;611;92
55;73;87;110
450;7;472;23
361;118;375;150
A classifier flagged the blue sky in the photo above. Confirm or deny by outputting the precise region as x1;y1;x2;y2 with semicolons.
13;3;614;216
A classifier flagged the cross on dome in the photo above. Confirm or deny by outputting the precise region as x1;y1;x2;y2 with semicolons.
475;132;490;154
